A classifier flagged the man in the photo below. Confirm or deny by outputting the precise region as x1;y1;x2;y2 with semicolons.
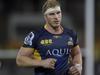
16;0;82;75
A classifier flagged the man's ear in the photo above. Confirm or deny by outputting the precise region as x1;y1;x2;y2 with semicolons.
44;15;48;22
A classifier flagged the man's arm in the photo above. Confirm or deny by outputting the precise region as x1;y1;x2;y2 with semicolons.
16;47;56;69
71;45;82;65
69;45;82;75
16;47;42;67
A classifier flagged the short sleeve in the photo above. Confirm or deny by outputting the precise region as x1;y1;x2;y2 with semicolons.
71;30;79;47
23;32;37;48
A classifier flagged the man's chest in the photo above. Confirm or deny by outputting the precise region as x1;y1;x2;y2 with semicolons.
35;34;74;58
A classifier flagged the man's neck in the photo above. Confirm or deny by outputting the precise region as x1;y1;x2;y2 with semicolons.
44;24;63;34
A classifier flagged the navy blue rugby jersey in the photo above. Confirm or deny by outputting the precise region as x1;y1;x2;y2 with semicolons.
23;26;79;75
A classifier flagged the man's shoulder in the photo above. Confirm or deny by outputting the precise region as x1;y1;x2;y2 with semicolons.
23;27;45;45
35;27;46;35
63;27;75;34
63;27;77;38
29;27;44;35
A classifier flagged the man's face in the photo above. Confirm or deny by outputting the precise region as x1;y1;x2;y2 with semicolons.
44;10;62;28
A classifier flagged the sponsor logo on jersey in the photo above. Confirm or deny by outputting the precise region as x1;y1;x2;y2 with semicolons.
40;39;53;45
53;35;61;38
46;48;70;57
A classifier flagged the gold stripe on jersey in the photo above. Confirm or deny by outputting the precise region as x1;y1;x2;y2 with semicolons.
33;49;41;60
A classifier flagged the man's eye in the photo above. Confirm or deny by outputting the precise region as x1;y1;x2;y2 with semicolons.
49;13;55;15
57;11;60;14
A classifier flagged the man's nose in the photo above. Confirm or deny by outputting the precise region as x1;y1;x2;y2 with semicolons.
54;14;59;19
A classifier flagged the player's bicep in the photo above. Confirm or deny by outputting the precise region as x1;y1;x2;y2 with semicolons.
71;45;81;57
17;47;34;57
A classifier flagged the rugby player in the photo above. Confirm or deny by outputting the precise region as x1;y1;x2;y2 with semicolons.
16;0;82;75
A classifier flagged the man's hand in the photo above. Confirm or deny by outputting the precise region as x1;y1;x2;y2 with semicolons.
40;58;57;69
68;64;82;75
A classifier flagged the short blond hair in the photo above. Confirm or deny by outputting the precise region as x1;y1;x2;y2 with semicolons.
42;0;60;14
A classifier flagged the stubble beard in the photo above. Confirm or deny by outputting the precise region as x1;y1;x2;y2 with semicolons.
50;24;60;30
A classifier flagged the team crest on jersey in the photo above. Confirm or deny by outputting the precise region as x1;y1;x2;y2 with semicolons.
67;37;73;47
24;32;34;46
40;39;53;46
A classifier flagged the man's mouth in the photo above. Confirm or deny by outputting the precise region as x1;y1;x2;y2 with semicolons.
54;21;59;23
